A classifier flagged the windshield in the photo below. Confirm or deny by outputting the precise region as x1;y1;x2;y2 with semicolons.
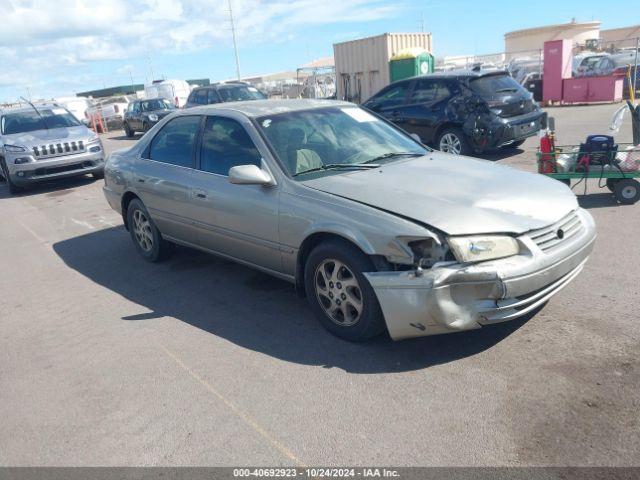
256;106;427;177
218;85;267;102
141;99;173;111
1;108;81;135
469;74;523;96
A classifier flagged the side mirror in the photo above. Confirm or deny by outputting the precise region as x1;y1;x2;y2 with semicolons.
409;133;422;143
228;164;275;186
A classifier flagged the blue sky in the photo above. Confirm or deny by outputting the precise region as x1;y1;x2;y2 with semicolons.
0;0;635;102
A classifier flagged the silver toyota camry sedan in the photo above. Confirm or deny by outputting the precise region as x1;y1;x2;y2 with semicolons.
103;99;596;342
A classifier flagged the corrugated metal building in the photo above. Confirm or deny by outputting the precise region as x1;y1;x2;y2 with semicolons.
333;33;433;103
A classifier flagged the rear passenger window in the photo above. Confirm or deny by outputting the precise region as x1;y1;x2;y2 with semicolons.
410;80;452;103
200;116;261;176
193;89;208;105
207;89;219;104
148;116;201;168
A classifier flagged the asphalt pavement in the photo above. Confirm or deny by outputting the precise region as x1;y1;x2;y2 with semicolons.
0;102;638;466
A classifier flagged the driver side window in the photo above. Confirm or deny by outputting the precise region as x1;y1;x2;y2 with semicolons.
370;83;409;110
199;116;262;176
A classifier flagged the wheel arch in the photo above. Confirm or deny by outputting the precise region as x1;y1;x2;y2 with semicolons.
295;231;377;298
121;191;141;230
434;121;464;143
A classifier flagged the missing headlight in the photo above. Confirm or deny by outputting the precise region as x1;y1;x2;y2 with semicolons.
408;238;453;269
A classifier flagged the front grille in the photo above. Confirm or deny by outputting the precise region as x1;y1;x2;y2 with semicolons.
527;211;584;252
32;140;85;159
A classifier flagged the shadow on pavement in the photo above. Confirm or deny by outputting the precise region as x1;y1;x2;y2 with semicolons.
53;227;532;374
0;175;98;199
481;147;526;161
577;192;621;209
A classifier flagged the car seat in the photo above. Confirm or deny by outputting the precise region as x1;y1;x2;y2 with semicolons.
286;128;323;174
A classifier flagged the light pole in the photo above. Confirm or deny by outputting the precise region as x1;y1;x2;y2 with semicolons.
228;0;241;80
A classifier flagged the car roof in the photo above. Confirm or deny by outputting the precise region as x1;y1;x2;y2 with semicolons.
183;99;354;118
387;69;510;87
0;104;61;115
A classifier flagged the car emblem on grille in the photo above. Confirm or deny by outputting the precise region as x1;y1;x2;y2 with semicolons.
557;229;565;239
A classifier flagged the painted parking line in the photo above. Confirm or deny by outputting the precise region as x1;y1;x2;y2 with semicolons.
158;343;306;467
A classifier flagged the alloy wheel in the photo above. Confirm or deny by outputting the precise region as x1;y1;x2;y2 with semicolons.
439;133;462;155
132;209;154;252
314;259;363;327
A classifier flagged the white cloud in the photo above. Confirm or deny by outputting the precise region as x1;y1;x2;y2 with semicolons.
0;0;398;101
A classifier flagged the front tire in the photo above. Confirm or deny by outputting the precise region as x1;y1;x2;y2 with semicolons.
436;126;472;156
304;240;386;341
1;159;23;195
124;122;134;138
126;199;173;262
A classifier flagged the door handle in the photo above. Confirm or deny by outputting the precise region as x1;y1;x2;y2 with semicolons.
136;178;145;183
193;189;207;199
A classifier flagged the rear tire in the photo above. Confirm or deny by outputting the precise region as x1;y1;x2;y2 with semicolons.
304;239;386;342
606;178;618;192
505;139;526;149
436;126;472;156
126;199;173;262
614;179;640;205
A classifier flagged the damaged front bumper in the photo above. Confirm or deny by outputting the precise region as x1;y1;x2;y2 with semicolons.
364;208;596;340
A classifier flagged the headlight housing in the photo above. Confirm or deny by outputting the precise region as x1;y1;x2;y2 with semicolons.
148;114;159;122
447;235;519;263
4;144;26;153
87;135;100;144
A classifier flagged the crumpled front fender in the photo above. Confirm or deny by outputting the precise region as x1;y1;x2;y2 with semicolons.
365;266;503;340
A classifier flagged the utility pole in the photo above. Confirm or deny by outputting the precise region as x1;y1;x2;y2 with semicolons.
228;0;241;80
420;13;425;33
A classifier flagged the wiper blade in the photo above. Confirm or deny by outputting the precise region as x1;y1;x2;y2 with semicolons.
363;151;424;164
495;88;518;93
292;163;380;177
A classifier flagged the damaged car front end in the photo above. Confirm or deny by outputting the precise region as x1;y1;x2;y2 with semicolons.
365;209;595;340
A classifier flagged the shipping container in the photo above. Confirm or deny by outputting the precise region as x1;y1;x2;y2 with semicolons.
333;33;433;103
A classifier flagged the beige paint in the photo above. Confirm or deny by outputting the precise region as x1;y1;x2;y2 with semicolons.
504;21;600;59
333;33;433;102
601;25;640;49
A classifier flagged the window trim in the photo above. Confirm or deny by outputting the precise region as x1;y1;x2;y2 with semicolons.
142;114;203;169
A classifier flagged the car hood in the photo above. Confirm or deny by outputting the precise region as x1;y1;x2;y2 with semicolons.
3;126;91;146
300;153;579;235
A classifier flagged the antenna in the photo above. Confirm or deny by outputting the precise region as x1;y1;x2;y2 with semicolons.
228;0;241;80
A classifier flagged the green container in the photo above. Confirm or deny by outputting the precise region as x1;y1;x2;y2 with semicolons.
389;51;434;83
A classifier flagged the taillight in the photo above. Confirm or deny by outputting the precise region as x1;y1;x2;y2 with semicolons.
175;97;179;107
114;105;119;113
